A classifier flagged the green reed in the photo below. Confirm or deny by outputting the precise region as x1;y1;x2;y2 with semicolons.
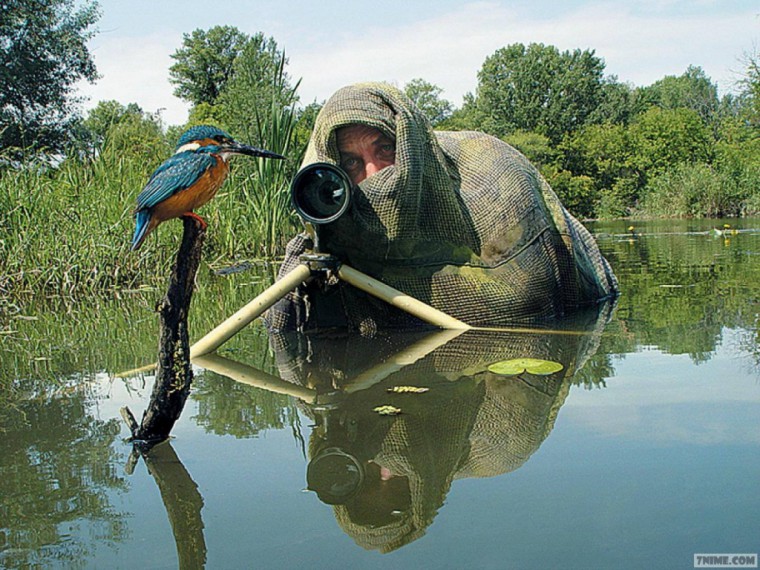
0;106;305;304
207;55;305;261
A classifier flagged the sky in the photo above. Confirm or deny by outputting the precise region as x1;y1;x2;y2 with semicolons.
76;0;760;127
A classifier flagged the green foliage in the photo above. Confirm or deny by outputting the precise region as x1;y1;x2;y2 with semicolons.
503;130;559;170
186;102;228;130
216;35;297;138
628;107;713;175
736;48;760;127
0;0;100;155
0;146;162;299
634;65;719;125
638;163;747;218
169;25;248;106
588;78;635;125
403;78;453;126
544;169;597;219
561;122;633;191
292;102;322;154
206;53;304;259
76;100;166;159
597;177;640;219
437;93;486;131
99;112;169;164
476;43;607;142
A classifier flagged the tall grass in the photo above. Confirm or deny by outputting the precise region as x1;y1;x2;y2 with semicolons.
0;151;159;301
0;78;307;303
207;55;304;261
637;162;760;218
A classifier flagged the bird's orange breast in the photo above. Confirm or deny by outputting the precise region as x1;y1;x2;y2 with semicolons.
151;157;230;223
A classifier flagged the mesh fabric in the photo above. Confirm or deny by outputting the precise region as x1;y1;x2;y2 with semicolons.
267;82;617;331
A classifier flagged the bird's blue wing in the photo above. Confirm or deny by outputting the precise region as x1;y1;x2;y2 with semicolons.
135;152;217;210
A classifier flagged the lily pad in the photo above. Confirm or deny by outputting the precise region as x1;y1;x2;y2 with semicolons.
373;405;402;416
487;358;563;376
387;386;429;394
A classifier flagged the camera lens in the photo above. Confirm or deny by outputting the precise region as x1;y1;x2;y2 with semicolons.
306;447;364;504
291;163;352;224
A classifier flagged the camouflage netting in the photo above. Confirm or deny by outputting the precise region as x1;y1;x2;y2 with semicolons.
269;302;612;553
266;82;618;331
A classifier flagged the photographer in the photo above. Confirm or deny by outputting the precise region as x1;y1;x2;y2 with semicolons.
266;82;617;332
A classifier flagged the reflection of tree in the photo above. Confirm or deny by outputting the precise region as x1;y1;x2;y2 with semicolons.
191;372;299;438
0;381;128;568
0;274;274;428
597;220;760;364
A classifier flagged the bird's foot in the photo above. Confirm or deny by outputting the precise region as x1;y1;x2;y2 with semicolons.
182;212;208;230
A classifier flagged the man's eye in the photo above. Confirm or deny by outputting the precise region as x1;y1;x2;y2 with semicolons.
341;157;359;170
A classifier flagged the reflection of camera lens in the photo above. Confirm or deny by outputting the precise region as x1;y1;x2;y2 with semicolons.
291;163;352;224
307;447;364;505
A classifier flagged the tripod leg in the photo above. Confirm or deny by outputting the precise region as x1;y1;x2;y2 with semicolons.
190;263;312;357
337;264;471;330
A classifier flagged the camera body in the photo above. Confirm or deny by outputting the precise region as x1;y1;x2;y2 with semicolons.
290;162;353;225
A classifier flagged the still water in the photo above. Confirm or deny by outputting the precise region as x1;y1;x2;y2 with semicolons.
1;219;759;569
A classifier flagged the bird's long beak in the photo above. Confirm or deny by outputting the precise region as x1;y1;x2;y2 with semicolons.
226;143;286;160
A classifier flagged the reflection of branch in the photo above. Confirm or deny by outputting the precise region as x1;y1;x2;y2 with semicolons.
192;353;318;403
142;441;207;570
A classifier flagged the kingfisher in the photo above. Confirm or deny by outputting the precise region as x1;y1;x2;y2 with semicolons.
131;125;284;250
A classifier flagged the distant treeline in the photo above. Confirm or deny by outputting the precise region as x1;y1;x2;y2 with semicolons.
2;11;760;299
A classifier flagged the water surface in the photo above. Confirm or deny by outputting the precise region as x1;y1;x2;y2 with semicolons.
1;219;759;569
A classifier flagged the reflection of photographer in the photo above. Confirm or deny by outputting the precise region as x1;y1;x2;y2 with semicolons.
271;312;610;553
304;359;485;552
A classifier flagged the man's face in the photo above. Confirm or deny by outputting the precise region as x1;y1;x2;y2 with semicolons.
336;124;396;185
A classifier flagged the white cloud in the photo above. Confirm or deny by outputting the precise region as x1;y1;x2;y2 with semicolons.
560;340;760;445
77;1;759;126
77;30;191;126
288;1;758;105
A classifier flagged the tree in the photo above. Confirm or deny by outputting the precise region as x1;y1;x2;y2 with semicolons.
403;78;453;126
561;122;633;191
629;107;713;176
503;130;559;170
475;43;607;142
0;0;100;155
438;92;487;131
169;26;248;106
215;33;297;140
292;101;322;152
736;48;760;127
635;66;719;125
76;100;149;155
588;78;635;126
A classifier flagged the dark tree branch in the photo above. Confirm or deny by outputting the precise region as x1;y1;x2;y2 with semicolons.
121;216;206;444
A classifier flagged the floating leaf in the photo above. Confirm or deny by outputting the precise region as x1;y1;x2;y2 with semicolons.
387;386;429;394
487;358;563;376
373;405;402;416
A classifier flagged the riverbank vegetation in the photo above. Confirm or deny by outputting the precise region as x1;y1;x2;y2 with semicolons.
1;6;759;301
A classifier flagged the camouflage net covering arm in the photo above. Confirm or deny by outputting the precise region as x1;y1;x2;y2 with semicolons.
266;83;617;332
